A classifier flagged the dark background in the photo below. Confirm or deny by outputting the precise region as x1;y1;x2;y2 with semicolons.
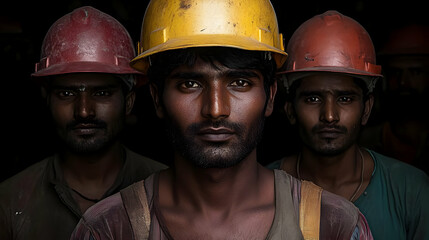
1;0;427;181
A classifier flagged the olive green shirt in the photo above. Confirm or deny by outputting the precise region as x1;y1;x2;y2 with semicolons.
0;147;167;240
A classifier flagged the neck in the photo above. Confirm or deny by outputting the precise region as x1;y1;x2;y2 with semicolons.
298;145;361;187
390;120;429;145
161;149;271;212
61;142;124;183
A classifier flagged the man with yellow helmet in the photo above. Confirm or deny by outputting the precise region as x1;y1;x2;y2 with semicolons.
71;1;372;239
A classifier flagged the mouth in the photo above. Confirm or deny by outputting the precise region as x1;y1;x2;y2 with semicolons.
316;128;343;138
197;127;235;142
71;123;103;135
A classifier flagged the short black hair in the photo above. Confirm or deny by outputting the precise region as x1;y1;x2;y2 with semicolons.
147;47;277;99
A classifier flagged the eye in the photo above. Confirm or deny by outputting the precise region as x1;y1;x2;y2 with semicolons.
94;90;111;96
305;96;320;103
57;90;75;97
338;96;353;103
230;79;250;87
409;67;422;76
180;81;201;89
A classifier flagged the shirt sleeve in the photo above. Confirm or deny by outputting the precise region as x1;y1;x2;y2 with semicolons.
355;212;374;240
70;219;101;240
69;193;134;240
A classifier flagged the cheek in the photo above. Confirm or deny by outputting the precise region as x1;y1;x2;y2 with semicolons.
233;94;265;122
49;102;72;127
295;105;318;128
99;101;123;115
163;93;199;128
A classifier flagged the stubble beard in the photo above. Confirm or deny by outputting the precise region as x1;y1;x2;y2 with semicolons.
166;116;266;169
302;122;361;157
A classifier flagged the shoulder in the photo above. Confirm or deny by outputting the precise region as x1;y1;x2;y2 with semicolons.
369;149;429;184
72;193;133;239
273;170;371;239
1;158;51;185
320;189;371;239
0;158;51;199
125;147;168;172
266;159;282;169
267;155;296;174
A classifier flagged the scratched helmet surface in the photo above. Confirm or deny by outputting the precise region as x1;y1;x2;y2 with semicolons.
130;0;287;74
281;10;382;91
32;6;144;84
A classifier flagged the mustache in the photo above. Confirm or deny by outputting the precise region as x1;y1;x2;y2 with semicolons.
187;119;245;134
66;119;107;130
311;124;347;134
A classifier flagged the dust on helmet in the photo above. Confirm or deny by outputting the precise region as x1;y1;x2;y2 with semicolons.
33;6;145;87
130;0;287;74
280;10;382;92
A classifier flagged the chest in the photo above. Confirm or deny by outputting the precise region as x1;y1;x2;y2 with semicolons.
160;207;275;240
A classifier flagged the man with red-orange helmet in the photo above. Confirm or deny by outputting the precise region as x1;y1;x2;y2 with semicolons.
359;24;429;175
0;6;166;240
268;10;429;239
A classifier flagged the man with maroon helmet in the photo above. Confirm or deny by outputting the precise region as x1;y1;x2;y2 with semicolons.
0;6;166;240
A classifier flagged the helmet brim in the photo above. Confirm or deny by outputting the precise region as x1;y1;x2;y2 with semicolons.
130;34;288;74
278;66;383;79
32;61;147;87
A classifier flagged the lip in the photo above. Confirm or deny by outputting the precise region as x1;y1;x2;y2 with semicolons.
197;127;234;142
72;124;102;135
316;128;343;138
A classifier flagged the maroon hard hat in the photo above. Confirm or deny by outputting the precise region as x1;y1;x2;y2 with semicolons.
32;6;145;86
280;10;382;91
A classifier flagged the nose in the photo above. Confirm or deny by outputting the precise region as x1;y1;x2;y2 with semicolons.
399;70;412;88
74;93;95;120
320;97;339;123
201;83;230;120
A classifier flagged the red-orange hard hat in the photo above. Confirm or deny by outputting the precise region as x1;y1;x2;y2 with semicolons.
281;10;382;92
379;24;429;56
32;6;145;86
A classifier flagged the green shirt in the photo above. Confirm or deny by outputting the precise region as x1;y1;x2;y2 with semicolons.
266;150;429;240
354;150;429;240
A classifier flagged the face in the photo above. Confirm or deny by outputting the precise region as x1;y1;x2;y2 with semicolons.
383;55;429;119
285;73;372;156
46;73;134;154
151;58;276;168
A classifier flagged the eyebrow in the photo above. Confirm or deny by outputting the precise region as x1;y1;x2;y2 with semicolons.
298;89;360;97
225;70;260;79
170;69;259;80
50;84;120;91
169;72;203;80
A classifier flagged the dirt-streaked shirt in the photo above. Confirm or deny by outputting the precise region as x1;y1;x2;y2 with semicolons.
70;170;373;240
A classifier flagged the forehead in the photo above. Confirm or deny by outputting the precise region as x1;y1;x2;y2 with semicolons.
169;57;228;75
299;73;358;91
384;55;429;69
168;57;262;78
49;73;122;87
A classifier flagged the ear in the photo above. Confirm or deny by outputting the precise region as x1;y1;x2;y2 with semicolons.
125;91;136;115
284;101;296;125
149;83;165;119
361;94;374;125
264;80;277;117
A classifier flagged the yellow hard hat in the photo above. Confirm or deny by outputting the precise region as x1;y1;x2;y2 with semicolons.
130;0;287;74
